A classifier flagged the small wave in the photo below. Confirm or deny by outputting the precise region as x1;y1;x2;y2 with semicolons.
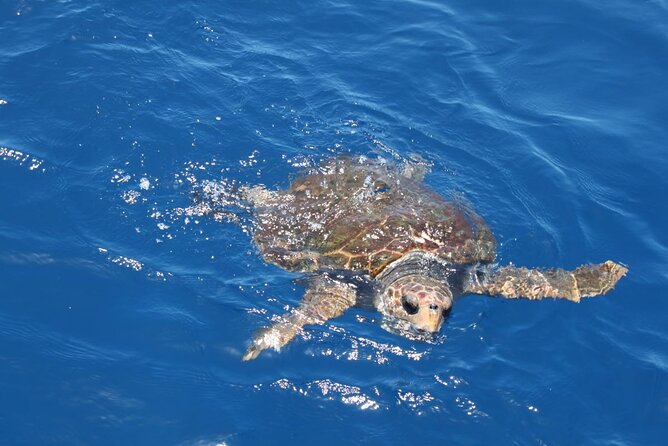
0;146;45;172
97;246;172;281
0;314;134;363
256;378;382;411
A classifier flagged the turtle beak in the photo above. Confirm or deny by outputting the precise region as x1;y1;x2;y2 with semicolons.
413;303;444;333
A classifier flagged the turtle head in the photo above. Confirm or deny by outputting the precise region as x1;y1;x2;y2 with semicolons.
381;274;453;335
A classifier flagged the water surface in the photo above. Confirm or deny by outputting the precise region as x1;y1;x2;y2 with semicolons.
1;1;667;444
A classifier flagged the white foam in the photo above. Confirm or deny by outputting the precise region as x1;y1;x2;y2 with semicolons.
138;177;150;190
0;146;45;172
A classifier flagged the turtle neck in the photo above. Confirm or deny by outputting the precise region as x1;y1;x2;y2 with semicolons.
375;250;454;291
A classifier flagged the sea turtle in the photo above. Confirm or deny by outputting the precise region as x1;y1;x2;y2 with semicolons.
197;156;627;360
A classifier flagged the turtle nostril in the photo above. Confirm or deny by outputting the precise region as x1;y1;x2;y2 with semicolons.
428;303;438;311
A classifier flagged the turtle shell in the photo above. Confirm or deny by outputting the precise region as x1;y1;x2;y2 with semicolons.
251;157;496;276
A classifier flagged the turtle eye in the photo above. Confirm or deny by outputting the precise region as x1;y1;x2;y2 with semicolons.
401;295;419;315
442;307;452;318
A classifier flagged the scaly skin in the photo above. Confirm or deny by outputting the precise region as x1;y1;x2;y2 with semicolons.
464;260;628;302
381;274;453;333
242;275;357;361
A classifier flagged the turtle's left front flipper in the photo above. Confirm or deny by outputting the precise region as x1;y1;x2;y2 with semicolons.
242;275;357;361
464;261;628;302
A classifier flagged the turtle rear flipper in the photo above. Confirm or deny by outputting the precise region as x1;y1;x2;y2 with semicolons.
464;261;628;302
240;185;280;207
189;179;246;222
401;154;431;182
242;275;357;361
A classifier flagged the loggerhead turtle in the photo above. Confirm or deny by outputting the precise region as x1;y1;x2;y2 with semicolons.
199;156;628;360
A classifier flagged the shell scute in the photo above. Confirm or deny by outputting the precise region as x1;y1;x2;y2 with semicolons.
251;157;496;274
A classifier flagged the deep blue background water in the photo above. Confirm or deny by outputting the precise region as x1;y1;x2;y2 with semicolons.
1;1;667;444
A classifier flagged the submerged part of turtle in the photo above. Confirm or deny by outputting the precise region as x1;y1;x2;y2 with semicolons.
197;156;628;360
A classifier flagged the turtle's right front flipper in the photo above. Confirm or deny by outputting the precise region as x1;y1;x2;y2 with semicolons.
242;275;357;361
463;261;628;302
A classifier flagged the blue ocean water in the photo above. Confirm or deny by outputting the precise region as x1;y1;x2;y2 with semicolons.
1;0;667;444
